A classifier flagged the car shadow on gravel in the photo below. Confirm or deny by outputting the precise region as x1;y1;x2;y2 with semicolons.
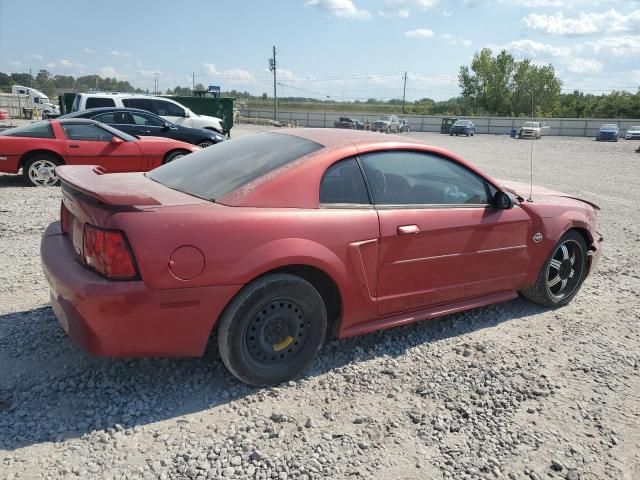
0;298;548;450
0;173;26;188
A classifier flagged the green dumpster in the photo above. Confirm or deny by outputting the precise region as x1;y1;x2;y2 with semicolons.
166;96;234;135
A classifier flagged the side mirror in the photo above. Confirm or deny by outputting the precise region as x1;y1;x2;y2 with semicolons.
493;190;516;209
110;136;124;145
162;122;171;131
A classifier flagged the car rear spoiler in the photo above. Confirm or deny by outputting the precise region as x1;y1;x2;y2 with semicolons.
56;165;161;206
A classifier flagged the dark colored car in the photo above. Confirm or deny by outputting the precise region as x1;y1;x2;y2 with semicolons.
596;124;619;142
41;128;602;386
450;120;475;137
60;108;226;148
334;117;364;130
440;117;459;134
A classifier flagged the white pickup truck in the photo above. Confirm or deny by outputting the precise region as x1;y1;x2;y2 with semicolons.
518;121;549;139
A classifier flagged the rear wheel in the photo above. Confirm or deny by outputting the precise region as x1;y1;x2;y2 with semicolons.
521;231;588;308
217;273;327;386
23;155;61;187
163;149;190;164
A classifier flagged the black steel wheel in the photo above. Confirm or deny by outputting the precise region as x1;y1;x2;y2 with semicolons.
522;230;588;308
217;273;327;386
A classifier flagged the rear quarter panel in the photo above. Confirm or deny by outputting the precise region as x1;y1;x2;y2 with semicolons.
0;134;65;174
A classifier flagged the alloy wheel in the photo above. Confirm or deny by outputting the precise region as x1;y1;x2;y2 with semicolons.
28;159;59;186
546;239;585;301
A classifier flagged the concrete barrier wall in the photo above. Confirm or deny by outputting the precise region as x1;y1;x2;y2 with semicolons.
241;109;640;137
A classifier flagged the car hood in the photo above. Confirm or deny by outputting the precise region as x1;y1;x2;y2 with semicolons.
135;136;200;151
498;179;600;210
374;119;390;123
598;129;618;133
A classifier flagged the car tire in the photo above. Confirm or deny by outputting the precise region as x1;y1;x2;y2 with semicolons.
163;149;191;164
450;132;453;136
386;126;391;134
23;154;61;187
217;273;327;386
521;230;588;308
466;132;470;137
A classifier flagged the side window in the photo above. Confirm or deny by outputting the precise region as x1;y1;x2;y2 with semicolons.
101;112;134;124
0;121;54;138
122;98;154;112
62;124;113;142
320;158;370;205
132;113;164;126
34;97;41;104
85;97;116;109
360;151;491;206
153;100;185;117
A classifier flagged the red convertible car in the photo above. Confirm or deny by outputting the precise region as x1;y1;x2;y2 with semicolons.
0;119;199;186
41;129;602;386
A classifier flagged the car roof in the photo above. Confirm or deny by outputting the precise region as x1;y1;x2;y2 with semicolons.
64;107;160;116
274;127;426;148
56;118;102;125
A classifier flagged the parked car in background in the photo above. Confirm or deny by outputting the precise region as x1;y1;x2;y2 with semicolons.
625;125;640;140
398;119;410;132
440;117;458;134
61;108;226;148
334;117;364;130
518;121;544;139
71;93;226;134
41;128;602;386
450;119;475;137
0;119;199;186
596;124;619;142
371;115;400;133
0;109;8;120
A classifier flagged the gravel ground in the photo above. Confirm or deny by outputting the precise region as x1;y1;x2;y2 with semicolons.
1;127;639;480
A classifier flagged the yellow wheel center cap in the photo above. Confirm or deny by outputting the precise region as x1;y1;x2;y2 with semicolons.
273;335;294;352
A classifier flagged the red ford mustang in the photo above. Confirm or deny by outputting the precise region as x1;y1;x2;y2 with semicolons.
0;119;199;186
41;129;602;385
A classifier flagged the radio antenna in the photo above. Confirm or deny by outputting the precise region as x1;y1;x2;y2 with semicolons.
527;140;534;202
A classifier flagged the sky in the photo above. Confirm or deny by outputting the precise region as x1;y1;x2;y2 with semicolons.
1;0;639;101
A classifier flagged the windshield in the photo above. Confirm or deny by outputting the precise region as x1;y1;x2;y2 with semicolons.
522;122;538;128
454;120;471;126
600;124;617;130
630;126;640;130
147;132;322;201
378;116;392;121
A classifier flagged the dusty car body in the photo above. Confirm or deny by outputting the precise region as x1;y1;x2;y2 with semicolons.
41;129;602;385
334;117;364;130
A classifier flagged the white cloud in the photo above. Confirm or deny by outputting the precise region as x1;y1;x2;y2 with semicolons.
405;28;435;38
388;0;441;9
59;59;84;69
109;50;133;58
9;60;21;66
99;66;129;79
498;39;573;58
378;8;410;17
28;54;43;60
83;48;94;54
46;62;56;68
202;63;254;83
564;58;604;73
441;33;472;46
306;0;371;18
523;9;640;35
588;35;640;56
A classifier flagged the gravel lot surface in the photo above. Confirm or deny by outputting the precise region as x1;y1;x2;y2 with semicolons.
1;126;639;480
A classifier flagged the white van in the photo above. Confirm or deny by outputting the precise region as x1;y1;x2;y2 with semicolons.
71;93;225;134
11;85;60;115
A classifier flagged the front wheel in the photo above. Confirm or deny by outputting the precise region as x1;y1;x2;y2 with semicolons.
521;231;588;308
23;155;61;186
217;273;327;386
163;150;190;164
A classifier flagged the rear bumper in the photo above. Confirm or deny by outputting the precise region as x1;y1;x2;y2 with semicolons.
41;221;242;357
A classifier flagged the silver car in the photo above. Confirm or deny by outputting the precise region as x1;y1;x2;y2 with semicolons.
371;115;400;133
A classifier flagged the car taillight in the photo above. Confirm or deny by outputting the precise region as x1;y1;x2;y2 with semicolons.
83;224;139;280
60;201;71;233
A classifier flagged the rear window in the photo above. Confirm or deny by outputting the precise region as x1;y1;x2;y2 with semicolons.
147;132;322;201
0;121;54;138
85;97;116;109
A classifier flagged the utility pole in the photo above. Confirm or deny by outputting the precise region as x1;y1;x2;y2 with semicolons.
192;72;195;95
402;72;407;114
269;46;277;121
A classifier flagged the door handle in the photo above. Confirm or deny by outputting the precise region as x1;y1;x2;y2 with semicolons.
143;130;151;134
397;224;420;235
69;144;80;148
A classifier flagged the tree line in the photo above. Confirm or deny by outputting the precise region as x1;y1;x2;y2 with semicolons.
2;56;639;119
